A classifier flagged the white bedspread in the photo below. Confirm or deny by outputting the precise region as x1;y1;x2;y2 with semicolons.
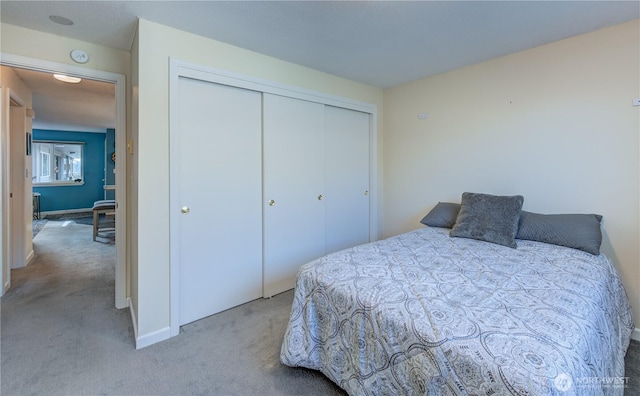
280;227;634;395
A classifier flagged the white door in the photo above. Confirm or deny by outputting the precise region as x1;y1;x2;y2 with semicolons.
263;94;325;297
9;105;26;269
174;77;263;326
325;106;370;253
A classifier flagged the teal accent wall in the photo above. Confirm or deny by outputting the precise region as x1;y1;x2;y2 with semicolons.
32;129;106;212
105;128;116;200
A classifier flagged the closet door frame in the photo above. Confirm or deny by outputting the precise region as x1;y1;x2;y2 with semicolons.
169;59;378;337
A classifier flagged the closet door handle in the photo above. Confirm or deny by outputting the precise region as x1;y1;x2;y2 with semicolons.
268;199;276;206
317;194;323;201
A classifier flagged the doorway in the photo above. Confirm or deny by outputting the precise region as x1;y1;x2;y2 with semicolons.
0;54;127;309
9;97;28;270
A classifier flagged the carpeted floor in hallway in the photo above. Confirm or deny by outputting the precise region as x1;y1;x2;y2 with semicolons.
1;220;344;396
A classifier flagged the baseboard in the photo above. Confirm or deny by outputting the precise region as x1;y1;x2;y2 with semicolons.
41;208;92;217
632;327;640;342
128;297;172;349
136;326;172;350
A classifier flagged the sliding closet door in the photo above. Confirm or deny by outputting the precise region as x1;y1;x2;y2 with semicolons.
324;106;370;253
263;94;325;297
174;77;262;326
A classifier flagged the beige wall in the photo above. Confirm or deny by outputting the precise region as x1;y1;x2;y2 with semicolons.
134;19;383;340
0;65;33;291
1;24;130;76
1;67;35;266
0;66;32;107
383;19;640;326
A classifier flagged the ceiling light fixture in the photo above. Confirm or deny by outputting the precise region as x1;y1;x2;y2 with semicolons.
49;15;74;26
53;74;82;84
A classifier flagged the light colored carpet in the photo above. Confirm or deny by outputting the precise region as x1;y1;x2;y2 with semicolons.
1;220;344;396
2;221;638;395
627;338;640;393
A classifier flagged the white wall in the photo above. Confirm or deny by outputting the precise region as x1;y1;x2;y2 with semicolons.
383;19;640;326
133;19;383;344
24;111;33;263
128;23;140;340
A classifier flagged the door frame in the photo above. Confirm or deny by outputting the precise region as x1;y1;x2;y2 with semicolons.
9;101;27;272
169;58;378;337
0;53;128;309
1;88;28;292
0;83;5;291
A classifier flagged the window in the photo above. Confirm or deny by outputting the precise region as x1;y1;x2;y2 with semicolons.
40;151;50;180
32;141;84;185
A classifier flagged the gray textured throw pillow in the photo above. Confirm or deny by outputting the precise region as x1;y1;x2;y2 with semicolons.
450;192;524;248
420;202;461;228
517;211;603;255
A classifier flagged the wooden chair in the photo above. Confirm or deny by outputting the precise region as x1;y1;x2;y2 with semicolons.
92;200;116;241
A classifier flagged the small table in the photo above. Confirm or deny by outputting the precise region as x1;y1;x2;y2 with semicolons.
32;192;41;220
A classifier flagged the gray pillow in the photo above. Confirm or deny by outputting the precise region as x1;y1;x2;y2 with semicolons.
420;202;461;228
450;192;524;248
517;211;603;255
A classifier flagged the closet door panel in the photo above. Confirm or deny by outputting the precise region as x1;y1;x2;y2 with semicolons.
263;94;325;297
175;78;263;326
325;106;370;253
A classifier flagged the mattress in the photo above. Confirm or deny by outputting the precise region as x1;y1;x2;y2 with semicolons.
280;227;634;395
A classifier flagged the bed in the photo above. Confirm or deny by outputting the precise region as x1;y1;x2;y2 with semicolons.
280;196;634;395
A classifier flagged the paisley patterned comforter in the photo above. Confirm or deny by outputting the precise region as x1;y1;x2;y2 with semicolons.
280;227;634;395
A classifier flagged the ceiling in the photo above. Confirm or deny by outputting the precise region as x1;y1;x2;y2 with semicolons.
1;1;639;130
9;67;116;132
